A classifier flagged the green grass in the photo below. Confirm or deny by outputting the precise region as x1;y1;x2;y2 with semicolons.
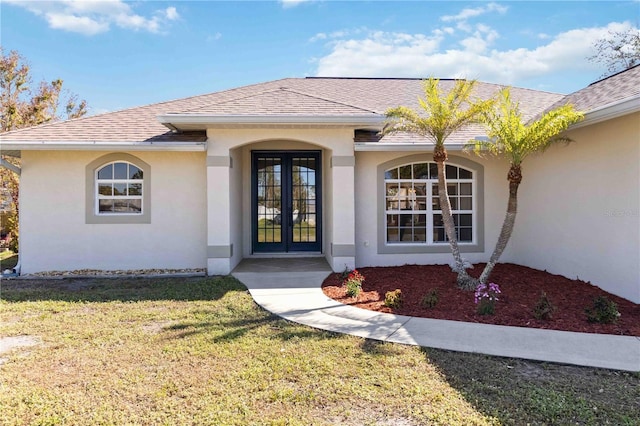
1;277;638;425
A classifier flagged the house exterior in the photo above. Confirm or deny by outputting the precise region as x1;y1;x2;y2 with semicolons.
1;66;639;303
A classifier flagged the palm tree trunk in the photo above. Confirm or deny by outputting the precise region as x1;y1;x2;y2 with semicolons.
478;165;522;284
434;146;475;290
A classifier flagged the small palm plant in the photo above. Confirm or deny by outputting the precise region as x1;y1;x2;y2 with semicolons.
468;88;584;285
384;78;494;290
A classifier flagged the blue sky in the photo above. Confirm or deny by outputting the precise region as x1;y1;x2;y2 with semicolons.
2;1;639;115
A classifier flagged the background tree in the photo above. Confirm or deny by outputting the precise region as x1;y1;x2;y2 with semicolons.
468;88;584;285
588;28;640;77
1;47;88;252
383;78;494;290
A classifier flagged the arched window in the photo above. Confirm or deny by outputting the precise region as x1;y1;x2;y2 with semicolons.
85;153;151;224
384;161;474;244
96;162;143;214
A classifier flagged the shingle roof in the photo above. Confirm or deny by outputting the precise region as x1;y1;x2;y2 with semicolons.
548;64;640;112
0;76;600;145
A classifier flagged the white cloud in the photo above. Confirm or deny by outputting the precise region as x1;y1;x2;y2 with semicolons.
165;7;179;21
280;0;311;8
46;12;109;35
314;22;636;86
206;32;222;42
4;0;180;35
309;32;327;42
441;2;508;23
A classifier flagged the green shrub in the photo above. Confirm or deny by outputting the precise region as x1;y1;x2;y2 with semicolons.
384;289;403;308
345;280;361;298
533;291;556;320
421;289;439;308
585;296;620;324
343;269;364;298
474;283;500;316
340;265;352;280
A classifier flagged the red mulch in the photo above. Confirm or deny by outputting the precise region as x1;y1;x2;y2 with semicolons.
321;263;640;336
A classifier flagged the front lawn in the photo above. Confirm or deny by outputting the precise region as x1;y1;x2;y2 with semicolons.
0;276;638;425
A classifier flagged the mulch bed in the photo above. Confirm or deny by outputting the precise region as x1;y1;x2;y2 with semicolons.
321;263;640;336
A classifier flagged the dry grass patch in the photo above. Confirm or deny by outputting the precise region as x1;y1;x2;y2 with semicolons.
0;276;638;425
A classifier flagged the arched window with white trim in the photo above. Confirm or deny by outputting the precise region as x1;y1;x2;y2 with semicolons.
96;162;144;214
384;161;475;245
85;153;151;224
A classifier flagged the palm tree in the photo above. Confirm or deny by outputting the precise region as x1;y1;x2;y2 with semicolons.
469;87;584;285
383;78;494;290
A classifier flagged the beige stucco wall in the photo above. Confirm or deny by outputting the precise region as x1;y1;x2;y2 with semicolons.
354;150;510;268
504;112;640;303
20;150;207;273
206;127;357;272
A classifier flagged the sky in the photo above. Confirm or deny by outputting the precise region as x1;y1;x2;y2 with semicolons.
1;0;639;115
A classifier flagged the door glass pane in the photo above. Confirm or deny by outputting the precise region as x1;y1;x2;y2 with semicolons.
256;157;282;243
292;157;317;243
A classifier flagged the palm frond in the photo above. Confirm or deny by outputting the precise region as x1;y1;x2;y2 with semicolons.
475;88;584;166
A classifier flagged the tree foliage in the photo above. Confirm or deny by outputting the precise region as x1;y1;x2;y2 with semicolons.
468;87;584;285
469;88;584;167
588;28;640;77
1;47;88;253
383;78;494;148
383;79;495;290
1;47;87;132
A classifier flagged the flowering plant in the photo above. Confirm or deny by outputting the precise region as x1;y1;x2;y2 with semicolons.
474;282;501;315
344;269;365;297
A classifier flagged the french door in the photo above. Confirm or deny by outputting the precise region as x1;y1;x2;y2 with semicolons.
252;151;321;252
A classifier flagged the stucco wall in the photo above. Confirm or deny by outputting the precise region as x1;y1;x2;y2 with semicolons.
207;127;356;272
504;113;640;303
354;150;509;268
20;150;207;273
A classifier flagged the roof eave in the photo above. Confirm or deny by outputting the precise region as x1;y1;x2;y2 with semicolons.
569;95;640;130
157;114;385;130
0;141;207;152
355;142;467;152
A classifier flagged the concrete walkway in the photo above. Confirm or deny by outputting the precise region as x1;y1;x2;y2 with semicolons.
232;258;640;372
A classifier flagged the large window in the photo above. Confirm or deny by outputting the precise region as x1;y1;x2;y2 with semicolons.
85;153;151;224
96;162;143;214
384;161;474;245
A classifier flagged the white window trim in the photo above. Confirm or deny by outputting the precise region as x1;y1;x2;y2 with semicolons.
384;174;475;246
95;161;144;216
85;153;151;224
377;154;484;254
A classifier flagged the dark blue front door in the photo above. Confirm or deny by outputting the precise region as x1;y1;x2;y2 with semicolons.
252;151;322;253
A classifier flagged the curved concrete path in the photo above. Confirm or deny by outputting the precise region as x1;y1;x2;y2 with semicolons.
232;258;640;372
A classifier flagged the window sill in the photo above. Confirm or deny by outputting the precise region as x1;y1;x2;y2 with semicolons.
378;242;483;254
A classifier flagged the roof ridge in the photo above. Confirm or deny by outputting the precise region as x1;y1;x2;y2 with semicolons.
182;85;380;115
181;86;291;112
478;80;565;96
587;64;640;87
279;87;380;114
0;78;299;136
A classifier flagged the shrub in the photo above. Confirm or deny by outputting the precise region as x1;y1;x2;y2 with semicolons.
384;289;403;308
345;280;361;298
421;289;439;308
344;269;365;298
585;296;620;324
340;265;352;280
533;291;556;320
474;282;501;316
